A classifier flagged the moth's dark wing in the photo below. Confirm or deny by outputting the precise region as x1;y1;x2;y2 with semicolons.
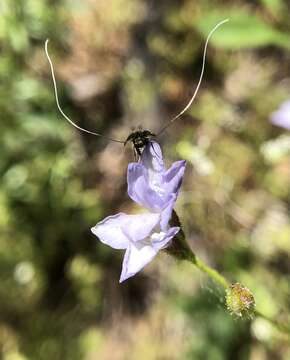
124;132;136;146
149;142;162;160
143;130;156;137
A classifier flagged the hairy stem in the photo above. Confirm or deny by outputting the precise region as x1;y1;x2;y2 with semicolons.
189;253;229;289
169;210;290;334
187;252;290;335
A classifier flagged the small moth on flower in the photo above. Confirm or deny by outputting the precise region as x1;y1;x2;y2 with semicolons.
91;141;186;282
45;19;229;281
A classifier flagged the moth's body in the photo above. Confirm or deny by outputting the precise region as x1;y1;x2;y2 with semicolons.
124;129;155;158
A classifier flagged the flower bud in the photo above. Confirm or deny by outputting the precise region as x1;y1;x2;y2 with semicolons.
226;283;255;318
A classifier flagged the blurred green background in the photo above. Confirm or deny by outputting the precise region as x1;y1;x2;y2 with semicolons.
0;0;290;359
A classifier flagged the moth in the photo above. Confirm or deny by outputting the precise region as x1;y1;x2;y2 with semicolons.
45;19;228;158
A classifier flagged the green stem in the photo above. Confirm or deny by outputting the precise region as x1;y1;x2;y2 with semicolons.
187;252;290;336
255;309;290;335
189;253;229;289
169;211;289;335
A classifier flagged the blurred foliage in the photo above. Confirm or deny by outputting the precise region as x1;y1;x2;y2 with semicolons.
196;9;290;49
0;0;289;359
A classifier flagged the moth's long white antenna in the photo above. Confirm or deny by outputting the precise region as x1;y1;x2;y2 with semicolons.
157;18;229;136
44;40;124;143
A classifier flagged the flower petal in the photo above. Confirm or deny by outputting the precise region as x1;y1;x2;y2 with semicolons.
121;212;160;242
163;160;186;196
150;226;180;251
119;226;180;282
141;141;164;173
127;163;164;210
128;142;186;211
119;243;157;282
270;100;290;130
91;212;160;249
91;213;130;249
159;194;176;231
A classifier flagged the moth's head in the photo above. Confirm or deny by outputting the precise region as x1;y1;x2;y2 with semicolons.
124;129;155;147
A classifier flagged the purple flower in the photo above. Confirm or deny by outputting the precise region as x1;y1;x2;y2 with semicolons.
128;142;186;211
270;100;290;130
91;198;179;282
91;141;186;282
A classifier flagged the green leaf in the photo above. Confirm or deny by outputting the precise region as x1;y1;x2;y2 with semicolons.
195;9;290;49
